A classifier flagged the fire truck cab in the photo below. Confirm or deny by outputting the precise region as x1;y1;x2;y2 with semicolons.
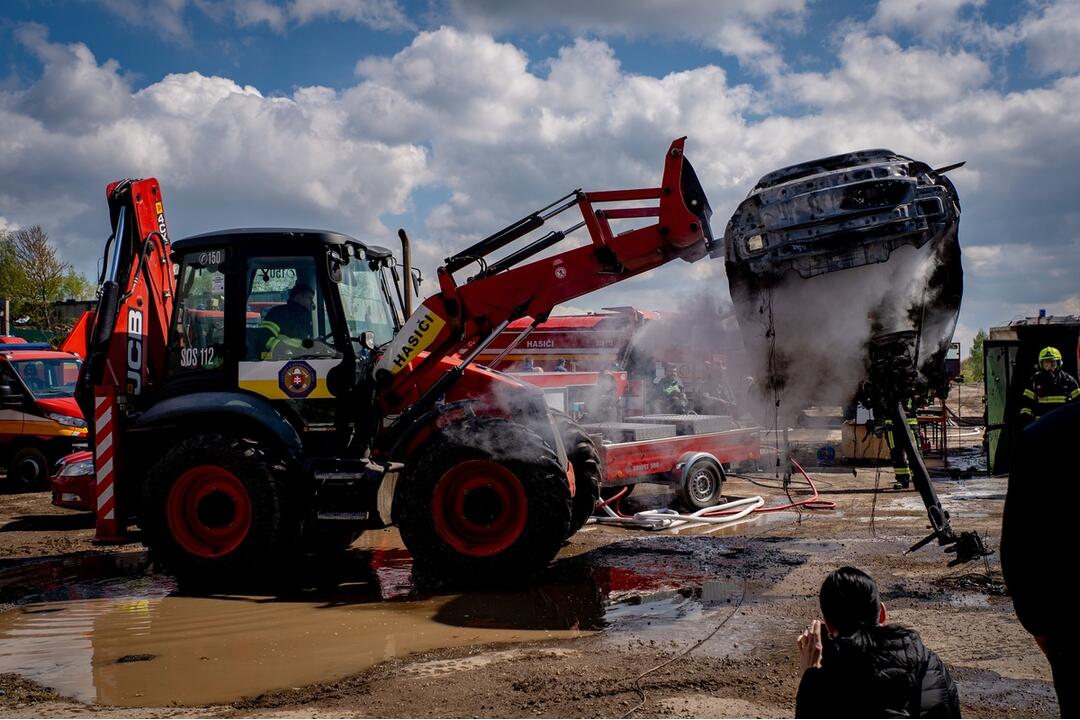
0;343;88;489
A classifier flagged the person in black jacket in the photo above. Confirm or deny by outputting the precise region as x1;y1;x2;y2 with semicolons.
1001;401;1080;717
1018;346;1080;426
795;566;961;718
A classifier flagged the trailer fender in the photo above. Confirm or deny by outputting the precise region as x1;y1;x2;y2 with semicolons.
671;451;726;510
134;392;303;460
671;452;724;486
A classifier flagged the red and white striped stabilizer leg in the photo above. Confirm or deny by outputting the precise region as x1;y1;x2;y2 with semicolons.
93;388;126;543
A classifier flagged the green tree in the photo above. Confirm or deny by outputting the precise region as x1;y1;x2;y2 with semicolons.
11;225;69;332
961;328;987;384
59;269;94;301
0;231;29;318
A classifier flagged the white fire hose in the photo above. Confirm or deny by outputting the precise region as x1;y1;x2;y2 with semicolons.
588;495;765;531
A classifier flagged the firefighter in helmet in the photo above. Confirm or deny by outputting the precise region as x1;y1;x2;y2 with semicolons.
1019;346;1080;425
881;397;921;490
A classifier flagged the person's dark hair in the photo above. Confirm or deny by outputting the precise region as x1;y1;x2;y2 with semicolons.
289;283;315;301
819;566;881;635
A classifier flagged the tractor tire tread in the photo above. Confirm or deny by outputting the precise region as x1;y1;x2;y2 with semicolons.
394;418;570;582
556;415;602;538
143;433;301;587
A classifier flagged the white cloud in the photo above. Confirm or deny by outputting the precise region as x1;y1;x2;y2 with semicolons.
98;0;192;42
379;31;754;252
962;245;1003;269
352;27;540;144
1019;0;1080;75
782;33;991;112
0;27;429;271
1052;295;1080;316
4;16;1080;351
13;24;132;132
96;0;411;39
868;0;1080;77
230;0;287;31
447;0;805;72
872;0;985;37
288;0;411;29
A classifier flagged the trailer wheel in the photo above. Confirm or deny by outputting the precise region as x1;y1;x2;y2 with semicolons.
144;434;300;587
394;419;570;582
676;458;724;510
556;416;602;538
6;446;50;491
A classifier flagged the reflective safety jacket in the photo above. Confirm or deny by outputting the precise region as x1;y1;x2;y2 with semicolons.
257;301;313;359
1019;369;1080;423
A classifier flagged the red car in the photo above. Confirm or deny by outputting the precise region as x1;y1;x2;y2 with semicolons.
51;450;94;511
1;343;88;489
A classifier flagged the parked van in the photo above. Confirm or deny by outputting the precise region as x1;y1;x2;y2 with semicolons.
0;343;88;489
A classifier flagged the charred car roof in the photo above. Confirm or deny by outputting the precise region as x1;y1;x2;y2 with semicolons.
719;149;961;280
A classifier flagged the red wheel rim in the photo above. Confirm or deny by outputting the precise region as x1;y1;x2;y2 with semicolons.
166;465;253;559
431;460;528;557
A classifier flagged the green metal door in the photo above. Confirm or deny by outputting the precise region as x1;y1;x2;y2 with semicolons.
984;340;1018;475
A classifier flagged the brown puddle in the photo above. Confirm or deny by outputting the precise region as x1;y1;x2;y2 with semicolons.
0;589;586;706
0;532;767;707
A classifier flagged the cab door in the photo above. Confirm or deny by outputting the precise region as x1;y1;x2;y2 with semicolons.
238;254;345;451
0;361;25;444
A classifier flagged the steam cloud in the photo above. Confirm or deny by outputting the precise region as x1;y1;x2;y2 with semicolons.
733;238;957;429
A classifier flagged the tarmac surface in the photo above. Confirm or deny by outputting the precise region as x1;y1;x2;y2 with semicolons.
0;397;1056;717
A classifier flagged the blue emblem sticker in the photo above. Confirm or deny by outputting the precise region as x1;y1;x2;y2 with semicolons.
279;360;316;399
816;445;836;465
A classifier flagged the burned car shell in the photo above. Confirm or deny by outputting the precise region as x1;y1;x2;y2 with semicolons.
718;149;960;279
720;149;963;399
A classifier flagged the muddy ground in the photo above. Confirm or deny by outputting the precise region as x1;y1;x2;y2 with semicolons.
0;413;1054;718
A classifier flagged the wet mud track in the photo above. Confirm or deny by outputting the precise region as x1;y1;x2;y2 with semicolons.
0;469;1061;717
0;534;803;710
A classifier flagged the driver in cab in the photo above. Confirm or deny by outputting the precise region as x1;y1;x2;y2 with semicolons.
257;283;334;360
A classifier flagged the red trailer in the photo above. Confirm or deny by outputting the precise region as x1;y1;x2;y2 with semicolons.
589;418;759;511
512;371;759;512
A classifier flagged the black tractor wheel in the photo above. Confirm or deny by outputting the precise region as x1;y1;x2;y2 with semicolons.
555;415;602;538
676;457;725;511
6;446;50;491
394;418;570;582
143;434;301;587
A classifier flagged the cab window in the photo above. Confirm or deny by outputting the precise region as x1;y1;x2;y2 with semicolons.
9;358;81;398
336;248;399;346
245;257;340;361
168;251;227;373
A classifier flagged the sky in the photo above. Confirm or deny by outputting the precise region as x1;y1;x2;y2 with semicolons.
1;0;1079;358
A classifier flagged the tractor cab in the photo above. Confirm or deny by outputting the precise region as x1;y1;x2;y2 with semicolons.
165;229;404;451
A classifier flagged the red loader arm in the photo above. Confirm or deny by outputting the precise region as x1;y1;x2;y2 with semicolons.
76;178;175;540
376;137;713;428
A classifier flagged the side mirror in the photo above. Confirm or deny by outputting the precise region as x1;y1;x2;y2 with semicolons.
327;252;343;283
0;383;22;407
